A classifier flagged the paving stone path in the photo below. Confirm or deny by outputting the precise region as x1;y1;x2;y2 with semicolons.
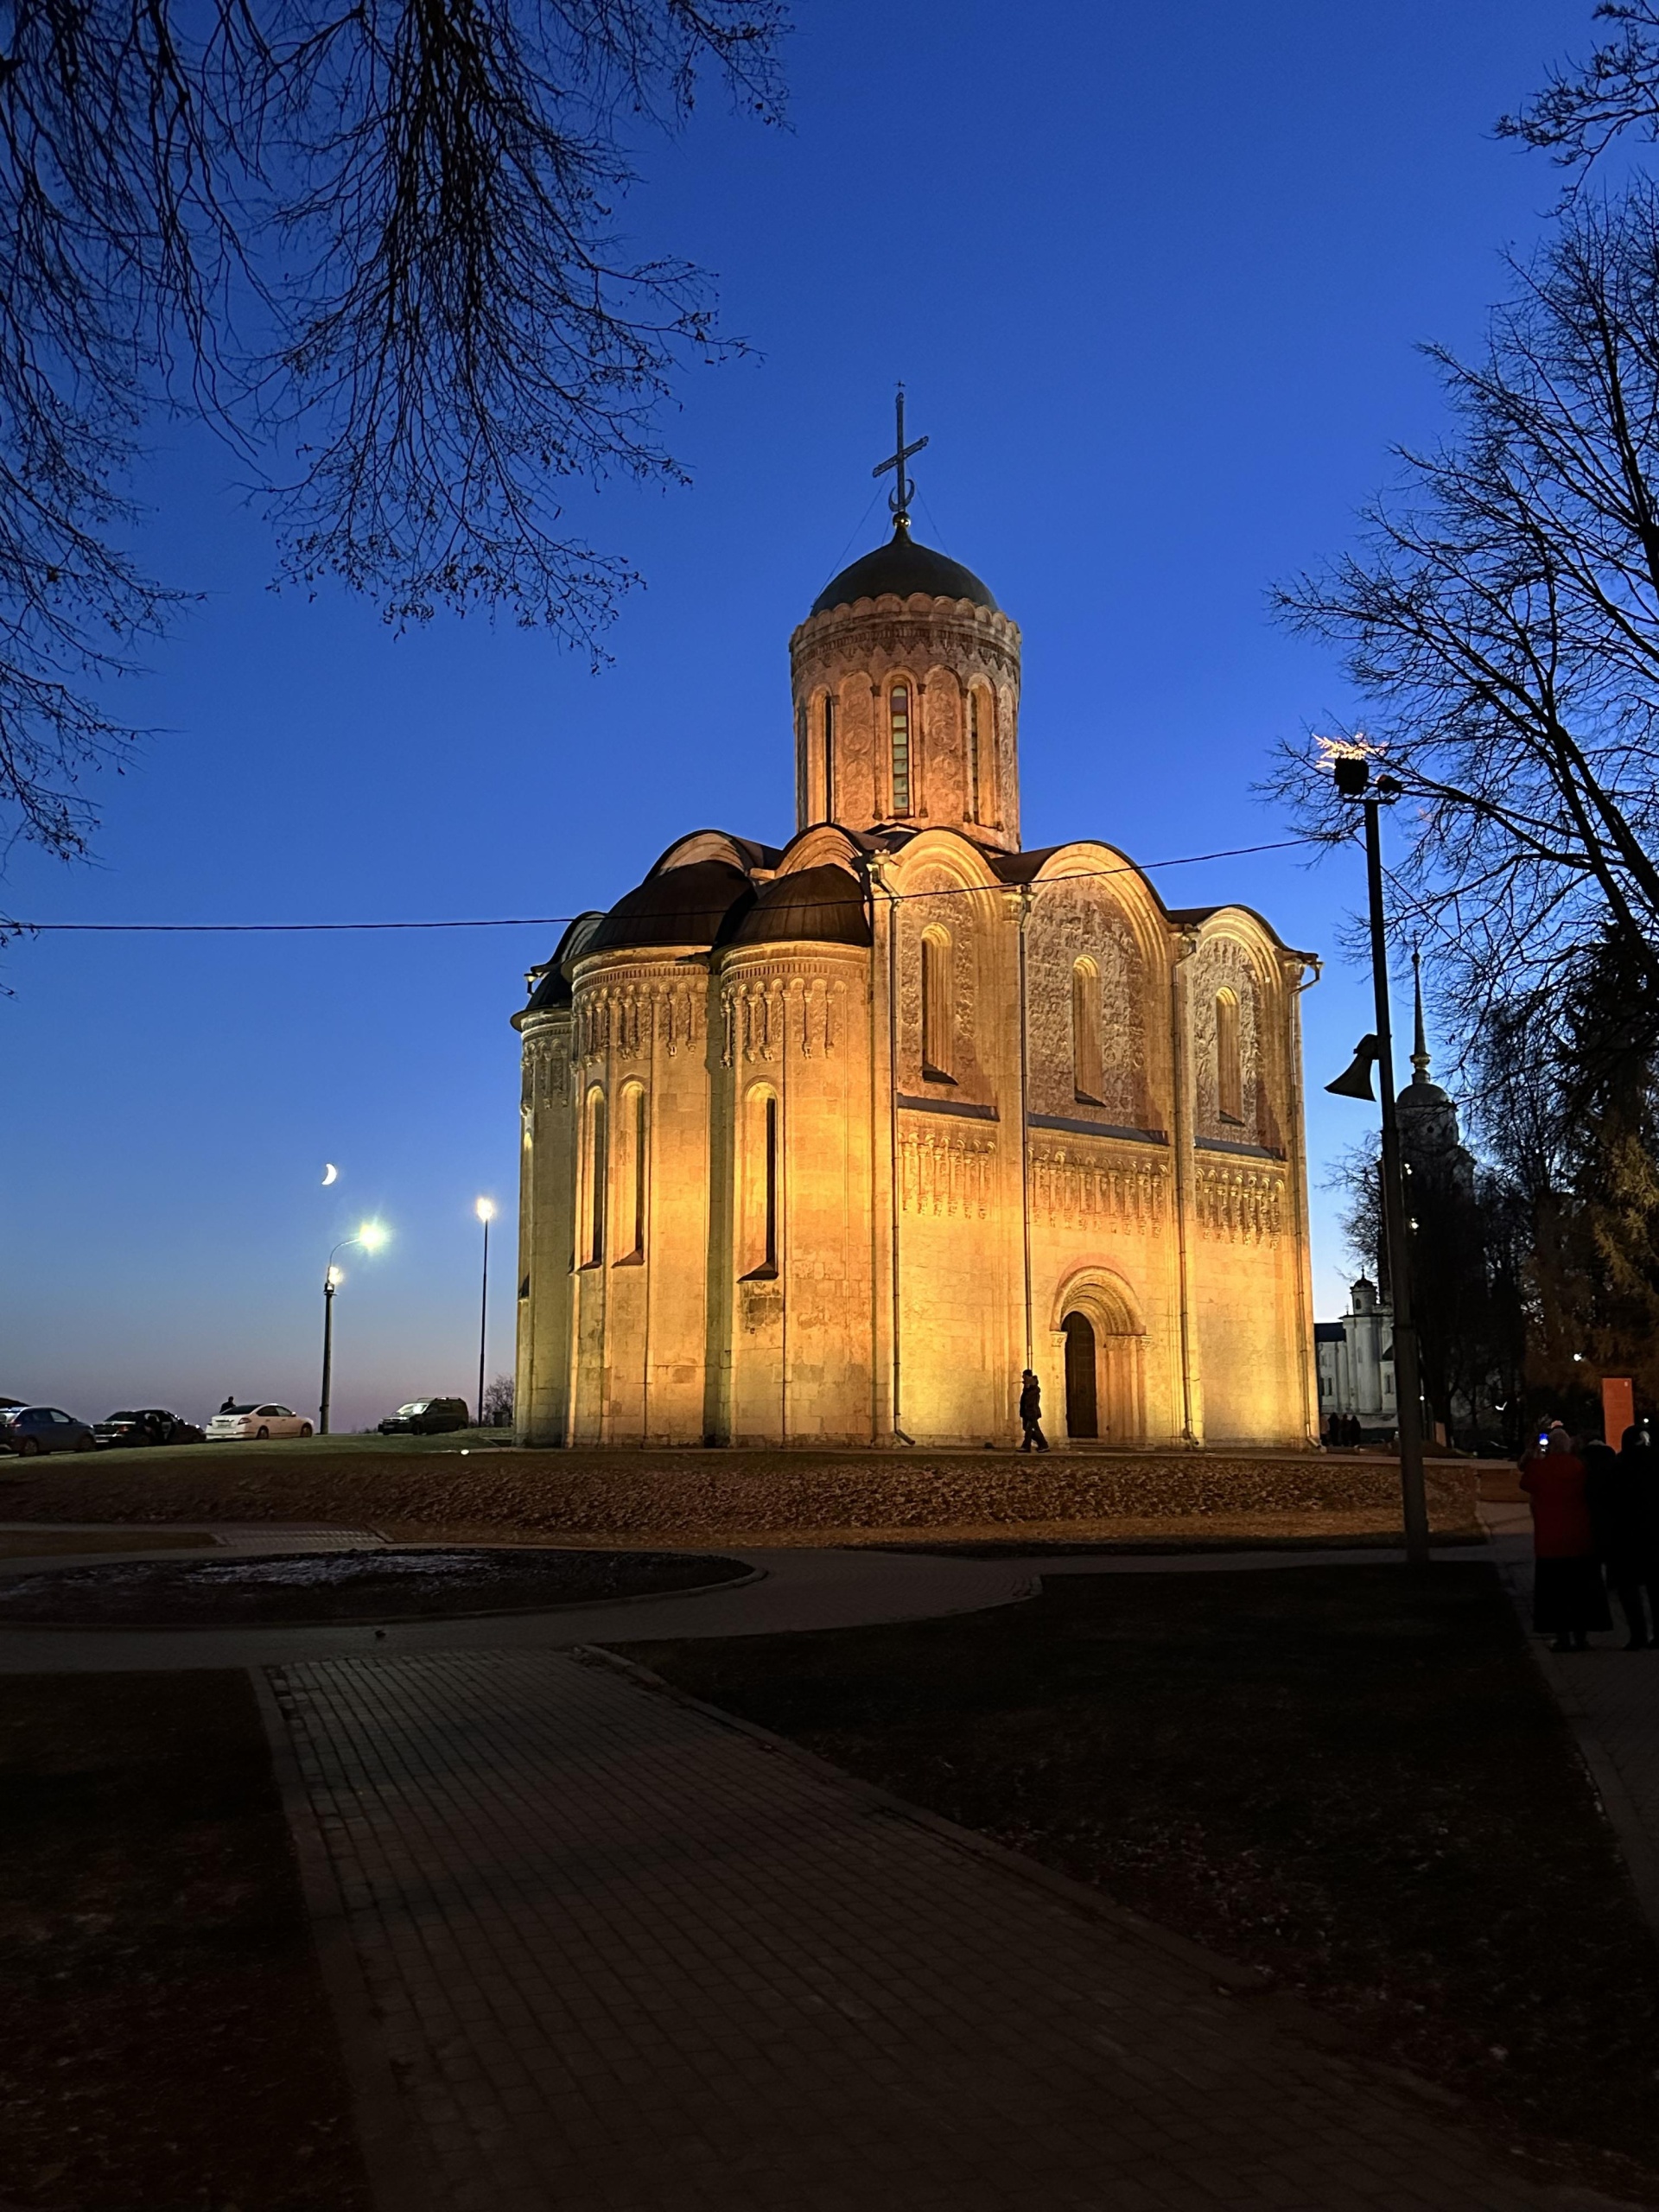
270;1643;1573;2212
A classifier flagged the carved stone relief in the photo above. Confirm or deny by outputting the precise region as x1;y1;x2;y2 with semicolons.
1030;1144;1168;1231
521;1025;570;1109
1195;1162;1285;1243
720;965;849;1065
895;868;988;1096
899;1124;997;1217
1189;938;1276;1148
1026;883;1148;1126
573;972;707;1065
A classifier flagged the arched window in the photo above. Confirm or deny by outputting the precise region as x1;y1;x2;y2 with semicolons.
741;1088;780;1279
615;1083;646;1262
582;1088;607;1265
822;692;836;822
968;686;992;824
921;927;953;1081
889;683;912;816
1072;959;1103;1103
1215;988;1243;1123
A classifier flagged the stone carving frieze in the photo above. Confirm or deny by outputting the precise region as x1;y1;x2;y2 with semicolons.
521;1024;570;1109
1026;883;1148;1126
1030;1144;1168;1231
721;968;849;1065
1194;1162;1284;1243
899;1124;997;1217
572;973;708;1065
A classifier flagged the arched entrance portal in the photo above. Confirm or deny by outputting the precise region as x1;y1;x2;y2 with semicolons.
1063;1313;1098;1438
1054;1270;1147;1446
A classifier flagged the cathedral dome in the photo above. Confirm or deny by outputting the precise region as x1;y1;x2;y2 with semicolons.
586;860;754;954
810;522;998;617
728;865;871;948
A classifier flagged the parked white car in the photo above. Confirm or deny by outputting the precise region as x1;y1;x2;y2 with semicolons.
205;1402;314;1441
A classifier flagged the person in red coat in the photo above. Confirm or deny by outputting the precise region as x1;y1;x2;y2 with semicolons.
1521;1427;1612;1651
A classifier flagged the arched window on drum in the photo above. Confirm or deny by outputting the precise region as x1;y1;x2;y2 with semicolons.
889;683;912;817
967;683;995;826
1071;958;1103;1104
1215;988;1243;1124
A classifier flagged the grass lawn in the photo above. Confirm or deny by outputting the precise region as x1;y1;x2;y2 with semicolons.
630;1561;1659;2197
0;1671;369;2211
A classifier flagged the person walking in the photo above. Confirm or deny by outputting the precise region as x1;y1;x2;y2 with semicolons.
1521;1427;1611;1652
1018;1370;1048;1453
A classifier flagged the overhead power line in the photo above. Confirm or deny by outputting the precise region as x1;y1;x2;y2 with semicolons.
6;836;1325;935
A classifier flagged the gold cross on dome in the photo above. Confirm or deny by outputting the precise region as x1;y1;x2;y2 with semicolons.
872;384;929;529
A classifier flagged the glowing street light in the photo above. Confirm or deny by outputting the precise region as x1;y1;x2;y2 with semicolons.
474;1198;496;1427
320;1222;389;1435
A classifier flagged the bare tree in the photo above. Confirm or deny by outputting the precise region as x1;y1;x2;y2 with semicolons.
1267;189;1659;1026
0;0;786;873
1500;3;1659;175
481;1371;514;1427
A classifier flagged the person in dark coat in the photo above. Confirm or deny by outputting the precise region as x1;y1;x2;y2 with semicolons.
1614;1425;1659;1648
1583;1439;1643;1648
1521;1428;1612;1651
1018;1370;1048;1453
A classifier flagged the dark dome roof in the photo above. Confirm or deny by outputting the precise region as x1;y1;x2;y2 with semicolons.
587;860;754;954
811;522;997;617
728;865;871;949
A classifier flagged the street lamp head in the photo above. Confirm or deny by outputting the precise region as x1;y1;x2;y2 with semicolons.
327;1264;345;1287
357;1221;388;1254
1331;753;1370;798
475;1197;496;1224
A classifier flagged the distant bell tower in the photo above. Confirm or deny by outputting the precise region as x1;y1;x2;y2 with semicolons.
788;387;1023;851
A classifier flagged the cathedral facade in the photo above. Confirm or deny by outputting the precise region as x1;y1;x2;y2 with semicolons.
512;500;1321;1451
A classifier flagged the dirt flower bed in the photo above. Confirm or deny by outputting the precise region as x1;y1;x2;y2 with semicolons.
0;1440;1481;1546
0;1671;368;2211
629;1563;1659;2202
0;1546;751;1626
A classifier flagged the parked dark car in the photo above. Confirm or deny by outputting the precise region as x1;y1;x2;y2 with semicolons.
92;1408;206;1449
378;1396;470;1436
0;1406;98;1456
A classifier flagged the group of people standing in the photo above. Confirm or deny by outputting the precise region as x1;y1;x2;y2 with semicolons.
1521;1422;1659;1652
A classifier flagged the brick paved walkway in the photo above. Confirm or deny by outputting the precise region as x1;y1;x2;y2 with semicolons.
270;1646;1571;2212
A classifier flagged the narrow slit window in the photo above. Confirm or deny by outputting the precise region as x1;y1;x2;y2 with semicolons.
795;700;807;824
1072;960;1103;1103
615;1084;646;1261
742;1090;779;1279
921;929;953;1081
632;1088;647;1255
968;690;982;823
890;683;912;816
823;693;836;822
1216;989;1243;1123
584;1090;607;1264
763;1095;779;1273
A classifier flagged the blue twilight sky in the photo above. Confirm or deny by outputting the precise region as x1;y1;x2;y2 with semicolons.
0;1;1605;1429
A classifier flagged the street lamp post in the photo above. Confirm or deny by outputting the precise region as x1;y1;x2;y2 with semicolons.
319;1224;387;1436
475;1198;495;1427
1325;753;1431;1567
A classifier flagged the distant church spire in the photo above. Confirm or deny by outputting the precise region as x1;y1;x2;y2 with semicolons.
1410;948;1431;1084
871;383;929;532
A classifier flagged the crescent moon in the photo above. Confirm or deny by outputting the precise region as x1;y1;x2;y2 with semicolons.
321;1162;339;1186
